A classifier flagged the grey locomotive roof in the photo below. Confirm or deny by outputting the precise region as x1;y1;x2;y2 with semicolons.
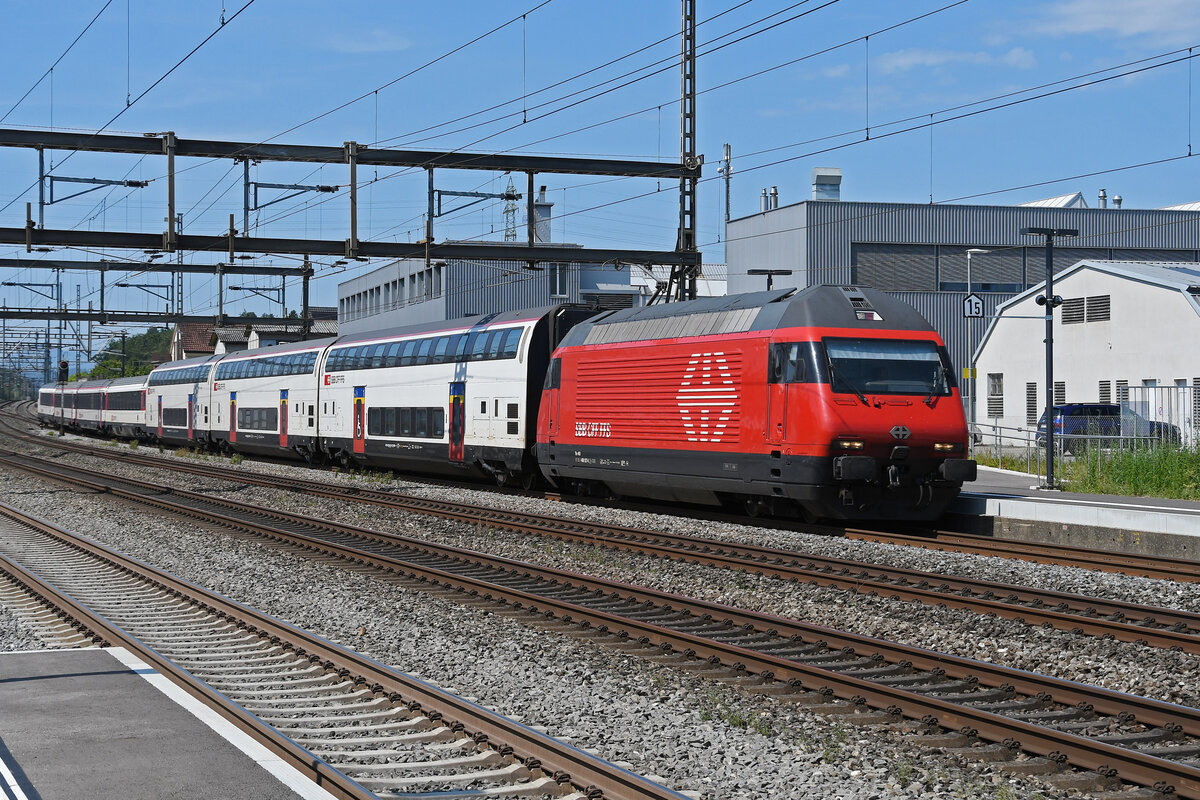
330;304;572;347
563;285;935;348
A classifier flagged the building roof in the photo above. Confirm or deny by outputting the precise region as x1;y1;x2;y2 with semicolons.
1159;201;1200;211
215;327;249;344
1016;191;1088;208
174;322;216;354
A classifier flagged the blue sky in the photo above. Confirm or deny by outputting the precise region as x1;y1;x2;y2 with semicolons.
1;0;1198;325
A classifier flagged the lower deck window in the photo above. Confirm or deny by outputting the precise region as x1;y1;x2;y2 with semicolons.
162;407;189;428
238;407;278;431
367;406;445;439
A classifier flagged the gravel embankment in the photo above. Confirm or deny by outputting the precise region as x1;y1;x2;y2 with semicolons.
32;434;1200;710
0;442;1093;800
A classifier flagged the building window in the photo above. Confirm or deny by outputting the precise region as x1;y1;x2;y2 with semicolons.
1098;380;1111;404
550;263;569;297
1086;295;1110;322
1025;382;1039;425
1054;381;1066;405
986;373;1004;418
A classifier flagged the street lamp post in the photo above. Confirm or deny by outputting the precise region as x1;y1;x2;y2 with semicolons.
965;248;989;449
746;268;793;290
1020;227;1077;490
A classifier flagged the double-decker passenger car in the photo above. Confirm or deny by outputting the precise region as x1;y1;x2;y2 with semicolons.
145;356;219;446
535;285;976;521
316;306;593;482
101;374;151;439
206;339;332;458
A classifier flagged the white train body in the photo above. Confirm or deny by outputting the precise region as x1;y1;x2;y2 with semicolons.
36;305;591;484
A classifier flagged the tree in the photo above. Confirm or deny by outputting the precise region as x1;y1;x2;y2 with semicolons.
87;328;172;378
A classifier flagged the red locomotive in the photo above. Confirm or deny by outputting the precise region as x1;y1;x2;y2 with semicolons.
535;285;976;521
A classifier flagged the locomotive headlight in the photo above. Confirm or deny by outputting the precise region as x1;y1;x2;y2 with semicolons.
834;438;865;450
933;442;961;452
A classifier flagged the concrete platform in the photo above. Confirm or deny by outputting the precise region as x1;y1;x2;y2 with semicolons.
0;647;337;800
949;466;1200;559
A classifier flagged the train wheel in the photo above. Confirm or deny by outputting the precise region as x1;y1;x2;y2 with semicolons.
744;497;771;518
520;471;537;491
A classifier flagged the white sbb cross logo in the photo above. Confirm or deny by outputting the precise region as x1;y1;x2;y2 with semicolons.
677;351;736;442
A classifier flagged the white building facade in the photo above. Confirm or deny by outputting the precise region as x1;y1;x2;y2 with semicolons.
972;261;1200;443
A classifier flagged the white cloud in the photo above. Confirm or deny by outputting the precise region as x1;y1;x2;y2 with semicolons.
821;63;851;79
1032;0;1200;44
326;29;411;54
877;47;1036;74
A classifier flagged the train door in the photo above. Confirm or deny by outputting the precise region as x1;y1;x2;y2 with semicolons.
229;391;237;443
545;358;561;438
766;344;788;444
100;392;107;431
353;386;365;455
449;381;465;463
157;396;163;438
187;393;195;440
279;389;289;448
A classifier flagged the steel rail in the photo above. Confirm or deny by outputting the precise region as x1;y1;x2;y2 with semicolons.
2;434;1195;655
6;405;1196;585
3;451;1199;797
843;526;1200;584
0;500;688;800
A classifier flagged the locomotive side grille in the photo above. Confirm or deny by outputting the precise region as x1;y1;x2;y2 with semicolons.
576;350;743;444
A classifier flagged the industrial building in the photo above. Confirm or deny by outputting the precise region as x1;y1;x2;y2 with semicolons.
725;169;1200;384
336;188;724;334
972;261;1200;444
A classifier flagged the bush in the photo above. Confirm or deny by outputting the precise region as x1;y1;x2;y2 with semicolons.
230;453;244;465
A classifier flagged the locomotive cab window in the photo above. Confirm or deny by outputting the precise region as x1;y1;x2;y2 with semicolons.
544;357;561;390
823;338;954;397
769;342;823;383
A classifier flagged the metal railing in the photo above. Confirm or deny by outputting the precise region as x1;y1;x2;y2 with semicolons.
971;420;1187;480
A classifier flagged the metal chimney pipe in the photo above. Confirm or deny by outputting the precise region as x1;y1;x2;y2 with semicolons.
1098;188;1107;209
760;188;769;213
769;186;779;210
1114;195;1123;209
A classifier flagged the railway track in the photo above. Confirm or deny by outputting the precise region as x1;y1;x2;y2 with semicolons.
2;448;1199;797
2;435;1198;656
5;401;1198;587
0;500;687;800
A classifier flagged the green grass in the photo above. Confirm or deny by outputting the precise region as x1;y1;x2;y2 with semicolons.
978;445;1200;500
1064;445;1200;500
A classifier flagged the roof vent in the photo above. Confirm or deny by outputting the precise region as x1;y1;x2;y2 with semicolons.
812;167;842;201
837;285;883;320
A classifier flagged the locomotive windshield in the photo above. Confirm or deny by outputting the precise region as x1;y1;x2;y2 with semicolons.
824;338;954;397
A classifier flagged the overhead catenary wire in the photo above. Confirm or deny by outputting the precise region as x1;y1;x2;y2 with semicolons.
0;0;259;217
0;0;116;124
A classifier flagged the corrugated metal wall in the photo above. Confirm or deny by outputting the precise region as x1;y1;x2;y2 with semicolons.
886;290;1008;376
446;259;580;318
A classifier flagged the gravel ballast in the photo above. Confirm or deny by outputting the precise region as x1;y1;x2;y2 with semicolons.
0;439;1114;799
37;436;1200;709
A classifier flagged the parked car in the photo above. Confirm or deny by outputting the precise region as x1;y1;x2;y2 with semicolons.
1035;403;1181;452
